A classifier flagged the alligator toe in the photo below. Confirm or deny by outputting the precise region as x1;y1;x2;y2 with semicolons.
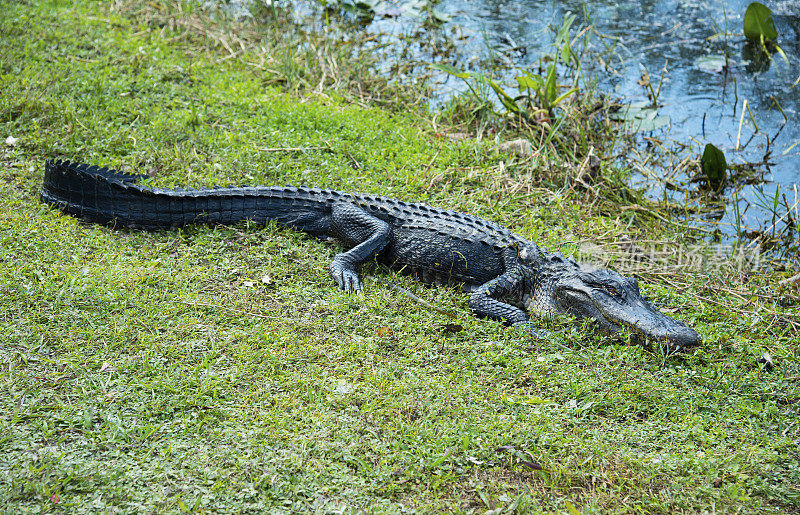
331;268;362;293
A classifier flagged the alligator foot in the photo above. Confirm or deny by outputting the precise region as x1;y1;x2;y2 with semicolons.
330;257;363;292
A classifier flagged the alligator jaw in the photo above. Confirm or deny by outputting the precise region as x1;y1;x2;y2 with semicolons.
592;296;702;349
538;263;702;349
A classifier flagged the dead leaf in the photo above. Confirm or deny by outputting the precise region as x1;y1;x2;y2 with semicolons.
99;361;115;373
5;135;19;147
498;138;533;157
757;352;775;371
440;323;463;334
376;326;393;337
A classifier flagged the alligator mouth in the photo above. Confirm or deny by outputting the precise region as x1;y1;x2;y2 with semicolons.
559;290;701;349
597;301;701;349
609;314;701;348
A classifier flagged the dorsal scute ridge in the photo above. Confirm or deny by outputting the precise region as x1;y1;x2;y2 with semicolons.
44;160;522;245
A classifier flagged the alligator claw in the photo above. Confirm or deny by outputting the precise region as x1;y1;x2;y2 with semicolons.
331;264;363;293
347;273;363;292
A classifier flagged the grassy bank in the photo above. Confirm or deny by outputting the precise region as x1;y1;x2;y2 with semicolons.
1;0;798;512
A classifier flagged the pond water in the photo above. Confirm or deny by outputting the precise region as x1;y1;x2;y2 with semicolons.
426;0;799;254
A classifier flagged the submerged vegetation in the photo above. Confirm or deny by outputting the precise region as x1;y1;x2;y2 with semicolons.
0;0;798;512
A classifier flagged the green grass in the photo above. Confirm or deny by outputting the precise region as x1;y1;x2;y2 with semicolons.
1;0;799;512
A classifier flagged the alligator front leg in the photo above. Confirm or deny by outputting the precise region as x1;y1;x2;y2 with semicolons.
328;201;391;292
469;268;547;337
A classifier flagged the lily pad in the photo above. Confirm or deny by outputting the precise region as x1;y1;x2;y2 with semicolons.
610;101;670;133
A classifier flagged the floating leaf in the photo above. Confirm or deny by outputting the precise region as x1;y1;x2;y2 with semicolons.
610;101;670;133
743;2;778;42
694;55;728;73
701;143;727;190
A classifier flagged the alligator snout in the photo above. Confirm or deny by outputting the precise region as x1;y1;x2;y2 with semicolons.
647;323;702;349
601;299;702;349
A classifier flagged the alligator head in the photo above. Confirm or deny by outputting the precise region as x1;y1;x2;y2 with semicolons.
527;253;701;349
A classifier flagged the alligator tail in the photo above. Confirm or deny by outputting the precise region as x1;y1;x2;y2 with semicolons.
40;160;335;234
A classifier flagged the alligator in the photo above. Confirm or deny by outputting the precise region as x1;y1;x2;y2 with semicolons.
40;159;702;348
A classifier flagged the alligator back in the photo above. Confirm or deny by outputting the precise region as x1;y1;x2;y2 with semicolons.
41;160;526;248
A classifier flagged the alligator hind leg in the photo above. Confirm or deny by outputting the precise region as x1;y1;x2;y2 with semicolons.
328;201;391;292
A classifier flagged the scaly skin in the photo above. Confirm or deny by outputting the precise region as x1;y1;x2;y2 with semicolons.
40;160;702;348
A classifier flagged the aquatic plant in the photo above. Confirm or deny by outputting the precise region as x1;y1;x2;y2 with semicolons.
743;2;778;42
701;143;728;191
743;2;788;63
431;14;579;121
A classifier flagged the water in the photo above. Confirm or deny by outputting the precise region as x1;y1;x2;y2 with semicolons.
428;0;799;252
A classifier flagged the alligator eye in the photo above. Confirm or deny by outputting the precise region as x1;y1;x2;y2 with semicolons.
605;286;620;297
